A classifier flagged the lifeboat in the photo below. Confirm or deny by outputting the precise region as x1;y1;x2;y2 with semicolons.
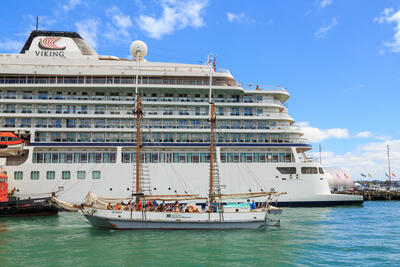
0;132;25;156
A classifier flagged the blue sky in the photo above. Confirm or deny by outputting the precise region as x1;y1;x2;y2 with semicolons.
0;0;399;180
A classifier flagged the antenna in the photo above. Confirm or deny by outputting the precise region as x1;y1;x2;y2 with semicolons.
36;16;39;31
387;144;391;189
319;144;322;164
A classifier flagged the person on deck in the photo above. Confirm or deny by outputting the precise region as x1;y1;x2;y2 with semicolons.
250;200;257;211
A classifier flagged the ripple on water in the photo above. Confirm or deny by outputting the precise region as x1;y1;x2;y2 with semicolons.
0;202;399;266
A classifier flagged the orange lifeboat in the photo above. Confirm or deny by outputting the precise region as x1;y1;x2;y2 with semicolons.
0;168;8;202
0;132;24;148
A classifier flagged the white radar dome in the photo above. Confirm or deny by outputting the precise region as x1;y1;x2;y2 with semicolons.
130;40;148;61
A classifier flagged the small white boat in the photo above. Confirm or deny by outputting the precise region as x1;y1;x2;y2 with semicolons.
81;45;284;230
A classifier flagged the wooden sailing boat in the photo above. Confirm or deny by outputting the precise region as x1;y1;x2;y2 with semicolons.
81;44;283;229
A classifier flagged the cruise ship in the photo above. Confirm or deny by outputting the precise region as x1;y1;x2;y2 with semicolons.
0;30;362;206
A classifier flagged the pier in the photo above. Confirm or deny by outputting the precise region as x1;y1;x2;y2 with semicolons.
335;190;400;201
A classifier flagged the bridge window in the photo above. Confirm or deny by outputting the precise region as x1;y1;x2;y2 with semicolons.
276;167;297;174
301;167;318;174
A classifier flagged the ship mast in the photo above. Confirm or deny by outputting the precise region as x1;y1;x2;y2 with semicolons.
130;41;147;211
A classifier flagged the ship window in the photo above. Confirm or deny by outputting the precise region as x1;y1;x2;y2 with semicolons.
81;153;88;163
77;171;86;179
46;171;55;180
220;153;226;163
276;167;296;174
92;171;101;179
301;167;318;174
44;153;51;163
62;171;71;180
30;171;39;180
122;153;130;163
66;153;73;163
319;167;324;174
14;171;23;180
6;91;16;99
52;153;59;163
74;153;81;163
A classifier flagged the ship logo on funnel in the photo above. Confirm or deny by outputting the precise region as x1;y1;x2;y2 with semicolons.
38;37;66;50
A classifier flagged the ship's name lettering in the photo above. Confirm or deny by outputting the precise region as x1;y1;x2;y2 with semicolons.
35;51;64;57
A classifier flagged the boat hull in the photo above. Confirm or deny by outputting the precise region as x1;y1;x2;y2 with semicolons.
83;210;268;230
0;197;59;217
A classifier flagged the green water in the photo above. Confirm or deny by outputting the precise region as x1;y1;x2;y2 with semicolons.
0;202;399;266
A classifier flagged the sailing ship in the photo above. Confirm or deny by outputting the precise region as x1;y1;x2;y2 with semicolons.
81;42;283;229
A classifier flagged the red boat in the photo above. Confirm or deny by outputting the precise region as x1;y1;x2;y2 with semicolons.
0;168;58;217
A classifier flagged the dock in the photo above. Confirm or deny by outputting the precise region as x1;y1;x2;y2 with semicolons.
335;190;400;201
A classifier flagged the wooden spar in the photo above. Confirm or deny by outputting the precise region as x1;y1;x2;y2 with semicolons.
135;92;141;210
209;102;215;210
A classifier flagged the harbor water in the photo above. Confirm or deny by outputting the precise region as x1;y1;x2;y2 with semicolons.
0;201;399;266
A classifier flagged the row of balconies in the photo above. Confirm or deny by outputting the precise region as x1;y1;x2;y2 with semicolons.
32;131;308;144
0;94;282;105
0;107;287;118
0;76;238;87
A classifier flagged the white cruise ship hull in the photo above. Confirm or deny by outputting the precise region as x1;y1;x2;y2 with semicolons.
6;158;363;206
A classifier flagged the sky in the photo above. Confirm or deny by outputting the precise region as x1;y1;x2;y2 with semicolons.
0;0;399;180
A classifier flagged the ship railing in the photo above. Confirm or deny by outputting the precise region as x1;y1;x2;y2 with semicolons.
236;83;288;92
298;156;319;163
0;107;291;117
0;95;283;105
0;75;239;87
31;136;310;145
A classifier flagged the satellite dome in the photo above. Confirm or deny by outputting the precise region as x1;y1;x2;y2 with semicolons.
130;40;148;61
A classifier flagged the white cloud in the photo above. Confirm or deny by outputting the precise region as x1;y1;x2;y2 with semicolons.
315;17;337;38
75;19;100;49
62;0;82;12
311;140;400;180
136;0;208;39
355;131;372;138
226;12;255;24
298;122;349;143
320;0;332;8
0;40;23;52
374;8;400;53
105;6;133;40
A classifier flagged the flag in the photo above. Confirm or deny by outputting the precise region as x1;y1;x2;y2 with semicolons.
344;173;349;179
385;173;390;178
213;55;217;71
393;173;397;177
368;173;372;178
361;173;366;177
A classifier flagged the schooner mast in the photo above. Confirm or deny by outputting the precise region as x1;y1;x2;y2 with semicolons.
208;54;217;211
131;41;148;211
